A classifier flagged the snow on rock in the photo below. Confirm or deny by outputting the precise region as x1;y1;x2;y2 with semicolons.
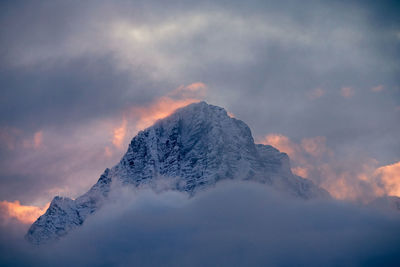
26;101;329;244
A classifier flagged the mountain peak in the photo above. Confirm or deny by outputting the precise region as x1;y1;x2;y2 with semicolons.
26;102;329;244
152;101;235;131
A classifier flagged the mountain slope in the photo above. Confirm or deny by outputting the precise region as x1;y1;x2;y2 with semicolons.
26;101;329;244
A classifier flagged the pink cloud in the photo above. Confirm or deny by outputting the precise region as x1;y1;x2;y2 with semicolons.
375;161;400;197
112;118;127;149
340;87;355;98
258;134;298;159
106;82;208;153
33;131;43;149
0;126;22;150
308;88;325;100
301;136;331;158
371;85;384;92
168;82;207;99
0;200;49;224
258;133;399;202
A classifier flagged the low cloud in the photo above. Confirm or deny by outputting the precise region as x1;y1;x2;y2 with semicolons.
1;182;400;266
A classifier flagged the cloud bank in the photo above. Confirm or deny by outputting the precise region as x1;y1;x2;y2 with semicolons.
1;182;400;266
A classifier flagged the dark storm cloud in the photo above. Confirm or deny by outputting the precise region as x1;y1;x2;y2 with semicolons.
1;182;400;266
0;55;155;130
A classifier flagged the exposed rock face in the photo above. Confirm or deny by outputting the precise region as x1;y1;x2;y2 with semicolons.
26;101;329;244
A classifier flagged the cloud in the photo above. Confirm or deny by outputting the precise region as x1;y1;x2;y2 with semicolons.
291;166;308;177
372;85;384;92
301;136;331;158
227;111;235;118
375;162;400;197
308;88;325;100
1;182;400;266
259;134;298;159
0;127;21;151
0;201;49;225
171;82;207;98
340;87;355;98
23;131;44;150
33;131;43;149
258;133;399;202
111;118;127;149
0;82;207;207
126;82;207;131
0;118;125;204
0;128;44;151
131;97;200;131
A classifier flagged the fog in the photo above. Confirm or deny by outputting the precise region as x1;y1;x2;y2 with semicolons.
1;182;400;266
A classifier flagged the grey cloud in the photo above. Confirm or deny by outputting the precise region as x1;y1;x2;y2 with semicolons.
1;182;400;266
0;55;170;131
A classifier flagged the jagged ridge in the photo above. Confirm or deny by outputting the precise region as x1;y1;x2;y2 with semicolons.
26;101;329;244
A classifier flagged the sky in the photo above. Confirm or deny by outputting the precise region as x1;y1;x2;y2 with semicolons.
0;0;399;264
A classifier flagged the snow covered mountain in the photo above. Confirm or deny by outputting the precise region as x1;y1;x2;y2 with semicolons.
26;101;329;244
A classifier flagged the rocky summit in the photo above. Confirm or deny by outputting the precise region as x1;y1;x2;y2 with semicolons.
26;101;329;244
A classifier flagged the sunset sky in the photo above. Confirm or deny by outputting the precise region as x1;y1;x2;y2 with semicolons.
0;0;399;225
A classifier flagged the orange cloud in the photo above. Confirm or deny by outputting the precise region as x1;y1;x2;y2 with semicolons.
301;136;330;158
112;118;127;149
375;161;400;197
258;133;397;202
320;174;366;201
106;82;207;154
185;82;207;92
259;134;330;179
104;146;113;158
33;131;43;149
292;166;308;177
132;97;200;130
130;82;208;131
371;85;384;92
0;200;49;224
227;111;235;118
22;130;44;150
259;134;297;158
340;87;354;98
169;82;207;99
